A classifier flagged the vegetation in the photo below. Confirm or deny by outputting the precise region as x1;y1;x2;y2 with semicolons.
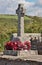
0;14;42;51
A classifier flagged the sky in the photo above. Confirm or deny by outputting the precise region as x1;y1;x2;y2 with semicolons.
0;0;42;17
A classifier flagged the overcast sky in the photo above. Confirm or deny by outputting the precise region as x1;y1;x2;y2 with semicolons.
0;0;42;17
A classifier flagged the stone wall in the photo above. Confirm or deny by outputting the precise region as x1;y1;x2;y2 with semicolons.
12;33;41;42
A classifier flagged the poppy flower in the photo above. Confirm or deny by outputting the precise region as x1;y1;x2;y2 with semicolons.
23;41;31;50
16;41;23;50
5;41;13;50
13;42;18;50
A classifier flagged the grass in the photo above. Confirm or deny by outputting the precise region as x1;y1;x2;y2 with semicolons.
0;14;42;51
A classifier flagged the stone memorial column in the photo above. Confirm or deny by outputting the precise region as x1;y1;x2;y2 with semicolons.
16;4;25;41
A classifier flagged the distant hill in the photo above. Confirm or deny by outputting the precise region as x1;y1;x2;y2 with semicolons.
0;14;42;51
0;14;42;33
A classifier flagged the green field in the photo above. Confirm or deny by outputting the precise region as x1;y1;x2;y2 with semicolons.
0;14;42;51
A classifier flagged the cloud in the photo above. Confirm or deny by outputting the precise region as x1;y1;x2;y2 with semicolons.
0;0;42;17
17;0;34;7
26;0;42;17
0;0;34;14
27;7;42;17
38;0;42;5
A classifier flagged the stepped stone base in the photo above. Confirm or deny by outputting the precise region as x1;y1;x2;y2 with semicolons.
4;50;18;56
19;50;38;56
3;50;38;56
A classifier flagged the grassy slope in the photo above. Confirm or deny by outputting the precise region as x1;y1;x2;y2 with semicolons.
0;14;42;51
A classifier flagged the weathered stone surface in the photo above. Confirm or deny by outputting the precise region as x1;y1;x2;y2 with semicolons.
3;50;38;56
18;50;38;56
16;4;25;42
4;50;18;56
0;54;42;62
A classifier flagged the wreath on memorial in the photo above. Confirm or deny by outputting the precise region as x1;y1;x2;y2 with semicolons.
5;41;31;50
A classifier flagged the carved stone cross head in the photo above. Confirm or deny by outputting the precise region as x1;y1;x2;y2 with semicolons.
16;4;25;17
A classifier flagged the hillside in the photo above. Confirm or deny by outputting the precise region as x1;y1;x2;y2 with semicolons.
0;14;42;51
0;14;42;33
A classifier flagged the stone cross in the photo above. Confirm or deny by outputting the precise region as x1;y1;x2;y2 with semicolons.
16;4;25;39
